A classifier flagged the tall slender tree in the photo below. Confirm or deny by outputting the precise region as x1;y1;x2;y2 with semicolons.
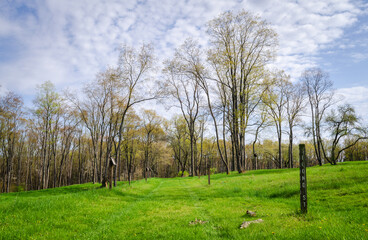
33;81;62;189
324;104;367;164
301;68;334;166
163;46;202;176
207;10;277;172
285;82;305;168
140;109;165;181
263;71;290;168
0;92;23;192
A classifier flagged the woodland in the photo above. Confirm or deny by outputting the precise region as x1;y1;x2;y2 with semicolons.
1;10;367;193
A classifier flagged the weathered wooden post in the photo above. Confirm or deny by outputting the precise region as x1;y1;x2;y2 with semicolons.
299;144;307;213
109;157;116;189
207;155;211;185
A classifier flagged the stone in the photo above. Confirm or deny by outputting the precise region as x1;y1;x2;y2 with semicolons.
239;219;263;229
189;218;208;225
246;210;256;217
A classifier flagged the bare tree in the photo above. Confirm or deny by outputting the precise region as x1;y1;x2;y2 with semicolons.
166;39;230;174
122;111;141;185
285;82;306;168
33;81;62;189
263;71;290;168
0;92;23;192
250;104;271;170
57;108;79;187
207;10;277;173
301;68;334;166
140;109;164;181
67;43;157;188
168;115;190;176
113;44;157;184
163;45;202;176
67;77;107;184
323;104;367;164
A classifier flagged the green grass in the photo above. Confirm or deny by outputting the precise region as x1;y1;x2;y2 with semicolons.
1;161;368;239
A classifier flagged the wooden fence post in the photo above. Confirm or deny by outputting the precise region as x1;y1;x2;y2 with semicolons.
299;144;307;213
206;155;211;185
109;158;116;189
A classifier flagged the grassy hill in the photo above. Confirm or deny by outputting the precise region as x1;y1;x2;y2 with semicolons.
1;161;367;239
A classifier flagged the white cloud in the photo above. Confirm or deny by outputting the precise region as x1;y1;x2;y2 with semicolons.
355;24;368;33
336;86;368;117
0;0;365;102
0;17;21;37
351;52;368;62
244;0;360;79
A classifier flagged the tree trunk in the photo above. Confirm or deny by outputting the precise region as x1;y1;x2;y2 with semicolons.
6;154;13;193
278;136;282;168
190;128;195;176
128;171;131;186
222;110;229;174
252;140;257;170
78;137;82;184
289;127;293;168
109;165;113;189
277;122;282;169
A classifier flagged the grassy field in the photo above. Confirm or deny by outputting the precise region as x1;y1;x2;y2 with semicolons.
1;161;368;239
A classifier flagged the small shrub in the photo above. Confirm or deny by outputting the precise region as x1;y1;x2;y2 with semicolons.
9;184;25;192
178;171;189;177
16;185;24;192
210;168;217;174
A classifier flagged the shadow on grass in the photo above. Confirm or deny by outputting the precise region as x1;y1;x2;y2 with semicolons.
267;189;299;199
2;183;106;198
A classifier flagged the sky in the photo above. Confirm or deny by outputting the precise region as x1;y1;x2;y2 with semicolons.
0;0;368;117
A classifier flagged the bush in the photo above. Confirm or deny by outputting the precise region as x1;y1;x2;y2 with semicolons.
16;185;24;192
210;168;217;175
177;171;189;177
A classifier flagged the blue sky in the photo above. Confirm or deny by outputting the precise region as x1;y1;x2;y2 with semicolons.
319;12;368;86
0;0;368;116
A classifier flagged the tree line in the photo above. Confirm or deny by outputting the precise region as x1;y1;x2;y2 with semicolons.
1;10;367;193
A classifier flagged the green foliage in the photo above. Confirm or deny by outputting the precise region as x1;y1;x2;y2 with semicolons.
15;185;24;192
344;140;368;161
325;104;366;164
0;161;367;239
177;170;189;177
210;167;217;175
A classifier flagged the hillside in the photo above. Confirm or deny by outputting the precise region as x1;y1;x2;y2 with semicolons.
1;161;367;239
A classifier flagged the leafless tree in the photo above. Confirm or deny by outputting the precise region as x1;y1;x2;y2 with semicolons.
323;104;367;164
140;109;165;181
301;68;334;166
0;92;23;192
263;71;290;168
163;44;203;176
33;81;62;189
207;10;278;172
113;44;157;183
285;82;306;168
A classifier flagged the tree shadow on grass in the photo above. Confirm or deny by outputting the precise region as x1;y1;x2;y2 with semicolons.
3;183;97;198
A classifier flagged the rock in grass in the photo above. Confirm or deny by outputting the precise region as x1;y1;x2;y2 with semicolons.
239;219;263;229
189;218;208;225
246;210;256;217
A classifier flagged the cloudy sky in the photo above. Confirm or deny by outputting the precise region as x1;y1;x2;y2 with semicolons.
1;0;368;116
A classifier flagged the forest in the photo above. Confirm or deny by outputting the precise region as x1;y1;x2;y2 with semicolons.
1;10;367;193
